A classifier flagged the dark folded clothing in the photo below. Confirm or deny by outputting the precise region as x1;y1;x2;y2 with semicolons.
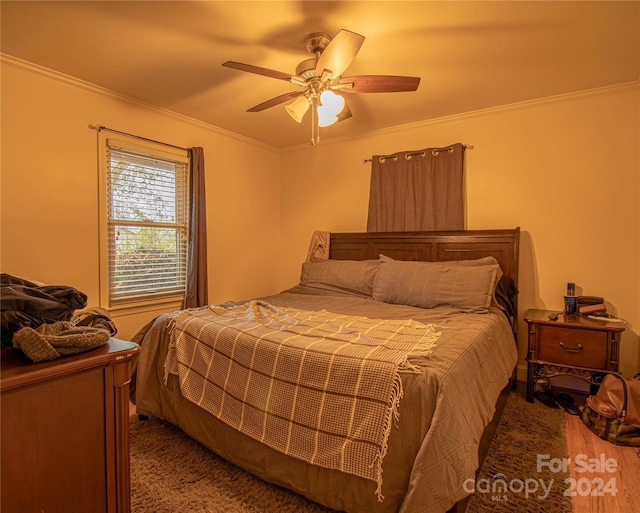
71;306;117;336
1;273;88;346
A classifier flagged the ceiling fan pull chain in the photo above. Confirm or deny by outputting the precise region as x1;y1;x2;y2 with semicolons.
311;97;319;146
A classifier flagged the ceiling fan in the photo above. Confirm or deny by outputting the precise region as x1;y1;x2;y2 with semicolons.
222;29;420;145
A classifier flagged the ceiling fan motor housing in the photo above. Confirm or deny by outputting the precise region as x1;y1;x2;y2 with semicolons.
304;32;332;55
295;58;318;80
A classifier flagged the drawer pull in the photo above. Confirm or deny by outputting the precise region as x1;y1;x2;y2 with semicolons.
559;342;583;353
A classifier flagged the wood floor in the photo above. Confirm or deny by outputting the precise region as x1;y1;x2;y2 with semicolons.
564;412;640;513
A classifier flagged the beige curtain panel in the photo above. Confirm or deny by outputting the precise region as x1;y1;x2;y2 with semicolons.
366;143;465;232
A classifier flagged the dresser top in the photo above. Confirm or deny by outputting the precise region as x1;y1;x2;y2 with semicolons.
1;338;139;392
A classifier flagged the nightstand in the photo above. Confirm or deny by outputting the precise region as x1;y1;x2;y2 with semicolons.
1;338;140;513
524;309;624;402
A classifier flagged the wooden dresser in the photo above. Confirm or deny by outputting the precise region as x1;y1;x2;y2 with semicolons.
1;338;140;513
524;309;624;402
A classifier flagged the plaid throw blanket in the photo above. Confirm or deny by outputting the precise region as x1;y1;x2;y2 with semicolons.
165;300;440;499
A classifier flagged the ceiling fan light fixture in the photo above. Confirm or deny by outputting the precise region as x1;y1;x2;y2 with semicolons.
319;90;345;114
285;95;310;123
317;90;345;127
317;111;339;128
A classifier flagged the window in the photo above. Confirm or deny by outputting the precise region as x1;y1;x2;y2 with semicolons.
99;136;190;308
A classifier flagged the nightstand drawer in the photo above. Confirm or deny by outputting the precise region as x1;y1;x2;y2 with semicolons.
538;325;607;369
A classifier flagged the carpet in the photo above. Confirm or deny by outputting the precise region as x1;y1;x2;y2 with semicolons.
129;389;572;513
464;389;572;513
129;416;334;513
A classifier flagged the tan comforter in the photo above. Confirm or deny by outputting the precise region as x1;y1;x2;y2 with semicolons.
133;285;517;513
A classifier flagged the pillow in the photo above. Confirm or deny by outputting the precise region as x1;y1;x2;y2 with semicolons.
432;256;498;267
300;259;379;297
428;256;505;310
372;255;500;313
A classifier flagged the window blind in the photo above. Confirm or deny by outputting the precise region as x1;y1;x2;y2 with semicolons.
106;144;189;305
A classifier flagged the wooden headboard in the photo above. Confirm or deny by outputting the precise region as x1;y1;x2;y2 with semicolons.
329;228;519;283
329;228;521;321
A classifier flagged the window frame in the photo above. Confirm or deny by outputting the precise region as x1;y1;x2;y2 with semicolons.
98;133;190;311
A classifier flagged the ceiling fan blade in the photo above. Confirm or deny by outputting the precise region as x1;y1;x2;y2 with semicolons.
337;102;352;122
316;29;365;79
247;91;306;112
222;61;293;82
338;75;421;93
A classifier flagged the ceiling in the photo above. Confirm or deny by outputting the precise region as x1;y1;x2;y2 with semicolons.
2;1;638;149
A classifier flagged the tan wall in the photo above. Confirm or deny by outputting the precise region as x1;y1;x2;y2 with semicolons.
280;84;640;378
1;58;283;340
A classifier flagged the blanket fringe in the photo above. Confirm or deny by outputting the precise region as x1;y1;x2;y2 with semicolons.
163;306;217;385
374;327;439;500
163;315;179;385
372;370;404;502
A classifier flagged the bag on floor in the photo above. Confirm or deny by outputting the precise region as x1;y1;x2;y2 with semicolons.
580;373;640;446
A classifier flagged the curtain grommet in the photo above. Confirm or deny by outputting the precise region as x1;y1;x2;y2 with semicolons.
406;151;426;160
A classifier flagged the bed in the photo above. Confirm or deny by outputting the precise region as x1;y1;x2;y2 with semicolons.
131;228;520;513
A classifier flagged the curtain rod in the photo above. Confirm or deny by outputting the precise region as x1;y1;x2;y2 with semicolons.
362;144;473;164
88;124;189;152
